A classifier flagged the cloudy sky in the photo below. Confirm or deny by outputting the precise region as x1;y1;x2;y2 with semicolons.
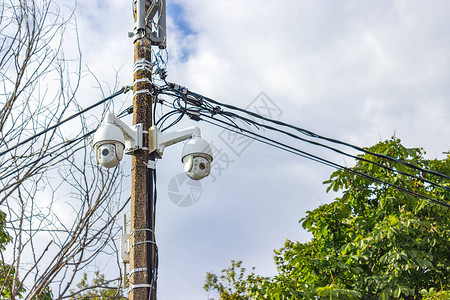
60;0;449;298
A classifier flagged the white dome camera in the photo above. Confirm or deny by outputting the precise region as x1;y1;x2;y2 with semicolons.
93;123;125;168
181;137;213;180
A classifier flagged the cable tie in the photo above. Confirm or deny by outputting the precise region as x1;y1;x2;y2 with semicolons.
134;58;152;66
134;66;153;73
131;240;157;247
134;59;153;73
129;284;151;291
134;78;152;86
133;89;151;98
131;228;154;235
122;85;133;93
134;60;152;67
129;267;148;276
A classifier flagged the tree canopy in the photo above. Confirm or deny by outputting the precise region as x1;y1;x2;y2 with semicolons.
205;138;450;299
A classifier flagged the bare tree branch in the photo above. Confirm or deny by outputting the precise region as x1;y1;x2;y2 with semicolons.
0;1;129;298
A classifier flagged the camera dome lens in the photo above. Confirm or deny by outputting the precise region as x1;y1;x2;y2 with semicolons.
102;148;110;156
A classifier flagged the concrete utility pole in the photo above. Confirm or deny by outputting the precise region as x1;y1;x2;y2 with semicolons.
129;1;166;299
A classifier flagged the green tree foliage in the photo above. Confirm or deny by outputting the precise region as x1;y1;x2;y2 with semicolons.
205;138;450;299
0;211;53;299
0;210;19;299
0;211;11;251
204;260;254;300
69;271;126;300
0;264;25;299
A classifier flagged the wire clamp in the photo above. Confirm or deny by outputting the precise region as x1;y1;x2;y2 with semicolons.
211;106;222;116
130;228;156;247
122;85;133;93
171;83;188;94
146;160;157;169
186;109;201;121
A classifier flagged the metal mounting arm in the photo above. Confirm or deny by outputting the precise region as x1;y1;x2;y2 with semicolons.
149;125;201;158
105;113;144;153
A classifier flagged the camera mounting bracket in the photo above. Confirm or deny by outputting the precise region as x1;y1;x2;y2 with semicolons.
149;125;201;159
104;113;143;154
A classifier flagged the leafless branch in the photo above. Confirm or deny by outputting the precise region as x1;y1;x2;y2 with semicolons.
0;1;129;298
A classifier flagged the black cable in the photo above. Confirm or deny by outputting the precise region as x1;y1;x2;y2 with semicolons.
159;90;450;194
0;87;129;158
149;85;450;207
146;152;158;300
160;95;188;132
151;167;158;299
200;114;450;209
1;108;136;180
146;167;153;299
201;119;338;169
153;91;159;126
117;105;133;118
156;110;180;128
155;88;450;200
186;88;450;181
163;86;450;193
0;129;96;181
208;111;450;192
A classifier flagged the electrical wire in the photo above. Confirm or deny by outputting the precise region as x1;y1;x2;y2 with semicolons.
201;118;339;169
156;84;449;192
159;94;188;132
146;156;158;300
151;83;449;208
186;88;450;181
201;116;450;209
205;111;450;192
0;86;131;158
0;129;96;181
1;103;136;185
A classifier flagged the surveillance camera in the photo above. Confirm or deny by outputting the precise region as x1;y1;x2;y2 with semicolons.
181;137;213;180
93;123;125;168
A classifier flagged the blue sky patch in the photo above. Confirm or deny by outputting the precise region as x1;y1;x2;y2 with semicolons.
167;2;196;62
168;2;195;37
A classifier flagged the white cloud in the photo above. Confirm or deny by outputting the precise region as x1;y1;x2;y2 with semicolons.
32;0;450;298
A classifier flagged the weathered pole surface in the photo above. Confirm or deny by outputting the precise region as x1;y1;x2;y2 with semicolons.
130;25;155;300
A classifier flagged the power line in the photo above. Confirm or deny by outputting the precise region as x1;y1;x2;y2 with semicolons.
185;88;450;181
152;85;449;208
155;85;450;193
1;108;135;183
0;129;95;181
201;115;450;209
0;86;131;158
213;112;450;192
